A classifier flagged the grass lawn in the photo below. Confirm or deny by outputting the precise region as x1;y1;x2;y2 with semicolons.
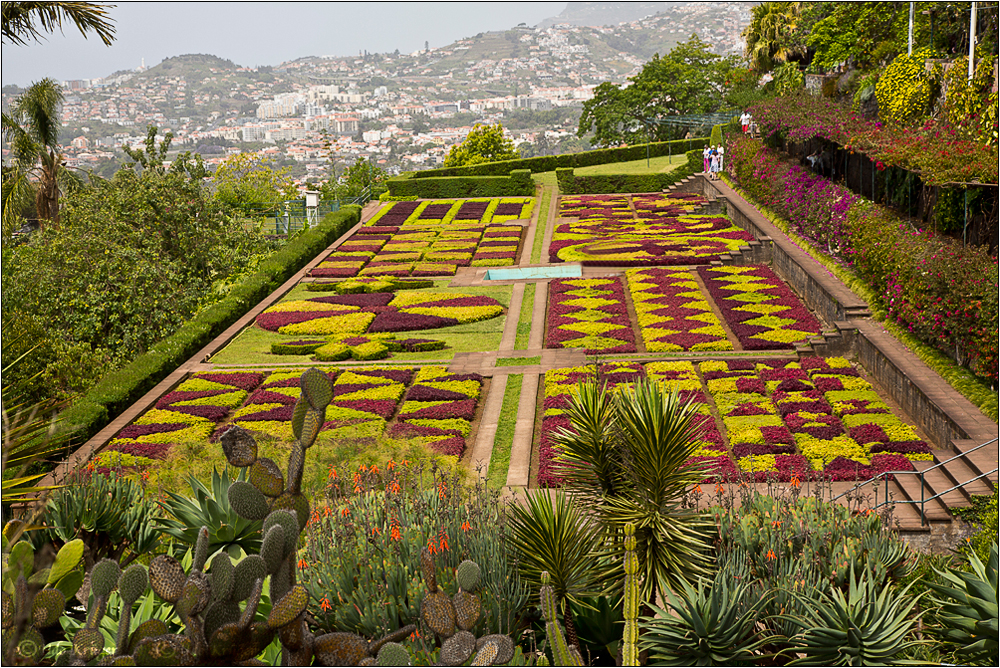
531;172;557;264
497;356;540;366
487;374;523;489
210;281;513;366
514;283;536;350
574;153;687;175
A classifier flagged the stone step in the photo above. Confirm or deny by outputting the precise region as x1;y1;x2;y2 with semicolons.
892;461;956;523
951;438;999;484
934;448;996;500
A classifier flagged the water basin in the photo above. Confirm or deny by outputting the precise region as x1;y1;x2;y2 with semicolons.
484;265;582;281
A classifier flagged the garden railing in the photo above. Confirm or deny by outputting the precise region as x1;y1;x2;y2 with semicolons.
831;437;999;526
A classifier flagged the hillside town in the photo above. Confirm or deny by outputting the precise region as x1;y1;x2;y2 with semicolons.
2;2;752;189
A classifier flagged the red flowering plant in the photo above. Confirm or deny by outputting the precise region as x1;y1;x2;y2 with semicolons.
301;461;528;640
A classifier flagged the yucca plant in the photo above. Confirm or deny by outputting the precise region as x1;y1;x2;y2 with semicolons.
926;541;998;666
508;488;609;650
778;567;924;666
156;467;263;557
640;569;773;666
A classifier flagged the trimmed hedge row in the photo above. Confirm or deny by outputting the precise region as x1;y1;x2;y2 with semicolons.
57;205;363;445
402;137;707;178
555;149;703;194
385;169;534;198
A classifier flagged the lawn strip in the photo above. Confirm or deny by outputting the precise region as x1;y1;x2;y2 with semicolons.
487;374;523;489
514;283;536;350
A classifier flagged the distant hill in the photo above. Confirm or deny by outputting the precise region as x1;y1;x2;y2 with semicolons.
538;2;689;28
140;54;240;79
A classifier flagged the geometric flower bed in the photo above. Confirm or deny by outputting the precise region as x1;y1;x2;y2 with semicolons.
96;371;266;473
368;197;533;227
537;357;930;487
626;268;732;352
311;197;533;278
232;365;483;457
549;215;754;265
698;265;822;350
559;193;707;220
97;365;485;474
255;291;504;338
546;277;636;354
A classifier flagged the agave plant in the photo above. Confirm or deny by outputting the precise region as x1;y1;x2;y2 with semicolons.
927;541;998;666
156;467;264;557
778;567;924;666
640;569;773;666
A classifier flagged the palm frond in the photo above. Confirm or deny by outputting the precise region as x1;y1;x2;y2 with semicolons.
2;1;116;46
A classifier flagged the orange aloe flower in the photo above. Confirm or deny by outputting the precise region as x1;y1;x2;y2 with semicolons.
328;467;338;480
790;475;800;488
461;520;471;533
389;480;401;495
426;538;437;555
439;532;450;552
323;505;332;517
372;526;381;537
320;597;332;612
386;459;396;471
714;483;725;495
341;506;350;517
391;524;401;542
437;481;447;500
693;484;702;494
766;549;777;561
371;464;379;474
297;558;308;569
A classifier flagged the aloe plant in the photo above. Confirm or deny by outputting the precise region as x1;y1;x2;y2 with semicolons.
778;568;924;666
639;569;772;666
927;541;998;666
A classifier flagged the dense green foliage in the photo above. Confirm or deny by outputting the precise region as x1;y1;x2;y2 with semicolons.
210;152;297;210
386;169;534;198
51;205;360;447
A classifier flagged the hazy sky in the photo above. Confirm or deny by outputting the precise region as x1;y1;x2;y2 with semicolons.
2;2;567;87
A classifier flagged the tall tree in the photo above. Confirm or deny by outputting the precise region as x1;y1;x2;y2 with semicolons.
743;2;803;73
210;152;297;211
578;36;735;147
1;1;115;45
2;78;72;230
443;123;519;167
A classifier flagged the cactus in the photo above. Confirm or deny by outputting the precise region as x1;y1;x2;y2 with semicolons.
456;560;481;592
249;458;284;498
476;634;514;665
375;641;411;666
441;630;476;665
621;523;640;667
539;571;584;667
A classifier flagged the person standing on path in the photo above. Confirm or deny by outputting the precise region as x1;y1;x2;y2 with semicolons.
718;144;725;172
709;149;720;180
703;144;711;173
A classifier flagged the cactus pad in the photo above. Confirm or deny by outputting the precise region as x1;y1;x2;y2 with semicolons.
90;559;122;598
420;590;456;638
477;635;514;665
72;627;105;662
207;622;238;658
267;585;308;629
278;614;305;651
232;622;277;662
1;591;12;629
148;555;187;603
208;553;235;603
260;524;287;575
263;509;300;554
132;634;192;667
31;587;65;628
453;590;481;631
376;641;411;666
440;630;476;666
297;407;324;448
271;492;310;531
203;600;241;643
177;572;210;618
220;425;258;468
231;555;267;602
456;560;481;592
118;564;149;606
471;639;499;667
127;619;169;655
226;481;270;522
420;547;437;593
300;367;333;411
313;632;368;666
249;458;285;498
16;627;45;663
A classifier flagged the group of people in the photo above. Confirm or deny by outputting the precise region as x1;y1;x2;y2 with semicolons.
703;144;724;180
740;110;757;136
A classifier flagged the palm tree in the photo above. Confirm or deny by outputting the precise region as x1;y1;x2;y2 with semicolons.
553;379;715;603
744;2;802;73
2;1;116;46
2;78;72;230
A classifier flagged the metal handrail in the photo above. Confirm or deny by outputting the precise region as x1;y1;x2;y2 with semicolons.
831;437;998;526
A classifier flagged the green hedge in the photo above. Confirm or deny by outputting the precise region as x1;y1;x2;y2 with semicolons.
385;169;534;198
57;206;362;445
402;137;707;178
555;150;703;194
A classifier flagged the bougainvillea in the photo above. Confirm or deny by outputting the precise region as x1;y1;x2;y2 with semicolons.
626;268;731;352
698;265;822;350
546;277;636;354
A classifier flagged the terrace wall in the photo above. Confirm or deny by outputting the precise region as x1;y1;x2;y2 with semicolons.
701;176;998;451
